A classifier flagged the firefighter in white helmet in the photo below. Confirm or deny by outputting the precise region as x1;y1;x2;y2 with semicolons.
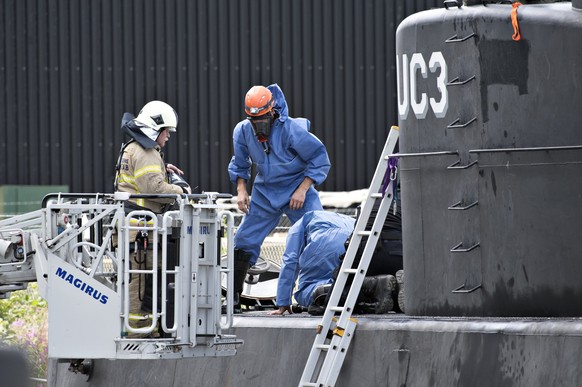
114;100;191;335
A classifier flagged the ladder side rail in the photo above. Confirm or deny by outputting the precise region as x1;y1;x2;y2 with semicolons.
161;210;180;334
299;126;399;386
317;188;395;386
320;318;359;387
320;129;400;385
319;125;400;318
314;201;378;318
314;127;399;334
299;201;382;383
299;230;364;385
332;188;395;329
327;126;399;313
299;139;395;385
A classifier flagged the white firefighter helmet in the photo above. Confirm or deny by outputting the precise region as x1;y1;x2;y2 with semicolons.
135;101;178;141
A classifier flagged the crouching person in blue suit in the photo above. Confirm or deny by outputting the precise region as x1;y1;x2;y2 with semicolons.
270;211;355;315
271;208;401;315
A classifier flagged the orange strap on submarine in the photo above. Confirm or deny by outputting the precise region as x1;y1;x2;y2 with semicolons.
512;2;523;41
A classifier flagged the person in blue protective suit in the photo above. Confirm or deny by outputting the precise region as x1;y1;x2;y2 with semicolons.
228;84;331;312
269;211;355;315
270;206;402;316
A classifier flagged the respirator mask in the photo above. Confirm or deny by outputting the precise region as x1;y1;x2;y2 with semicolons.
248;111;275;138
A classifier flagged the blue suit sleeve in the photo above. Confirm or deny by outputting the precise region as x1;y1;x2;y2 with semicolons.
289;120;330;185
228;122;252;183
276;222;306;306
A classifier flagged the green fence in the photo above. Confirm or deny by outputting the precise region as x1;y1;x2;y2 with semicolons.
0;185;69;217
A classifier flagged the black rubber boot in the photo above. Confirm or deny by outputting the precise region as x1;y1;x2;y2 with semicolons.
307;284;332;316
361;275;396;314
232;249;252;313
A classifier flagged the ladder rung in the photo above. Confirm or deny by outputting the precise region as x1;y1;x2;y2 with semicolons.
370;193;383;198
315;344;330;351
299;383;318;387
329;306;345;312
343;268;358;274
357;231;372;236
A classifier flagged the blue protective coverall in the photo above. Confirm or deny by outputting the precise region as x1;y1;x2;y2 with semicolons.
228;84;331;265
275;211;355;307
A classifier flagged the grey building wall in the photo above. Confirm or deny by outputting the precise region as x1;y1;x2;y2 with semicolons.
0;0;442;194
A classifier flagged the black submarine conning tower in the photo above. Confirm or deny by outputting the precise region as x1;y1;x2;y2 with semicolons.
397;2;582;317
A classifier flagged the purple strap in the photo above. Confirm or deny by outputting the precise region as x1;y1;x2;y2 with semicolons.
381;157;399;197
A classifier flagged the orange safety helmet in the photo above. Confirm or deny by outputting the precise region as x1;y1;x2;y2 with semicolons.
245;86;274;117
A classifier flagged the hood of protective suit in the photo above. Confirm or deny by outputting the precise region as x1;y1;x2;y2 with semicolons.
120;112;158;149
266;84;289;123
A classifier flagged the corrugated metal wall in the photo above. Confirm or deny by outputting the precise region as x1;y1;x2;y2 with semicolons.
0;0;442;194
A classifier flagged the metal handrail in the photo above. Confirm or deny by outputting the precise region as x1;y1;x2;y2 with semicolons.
219;211;235;330
161;210;180;334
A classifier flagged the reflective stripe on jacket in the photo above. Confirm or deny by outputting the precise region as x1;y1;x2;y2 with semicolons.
117;142;183;213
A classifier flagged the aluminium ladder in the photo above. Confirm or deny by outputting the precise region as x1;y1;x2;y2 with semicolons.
299;126;400;387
